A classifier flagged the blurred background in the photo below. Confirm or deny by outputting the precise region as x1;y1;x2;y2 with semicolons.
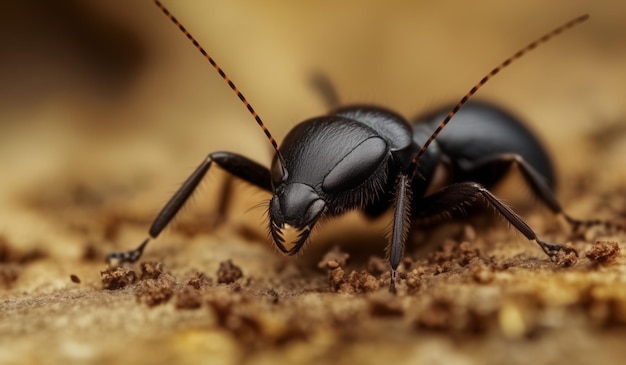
0;0;624;260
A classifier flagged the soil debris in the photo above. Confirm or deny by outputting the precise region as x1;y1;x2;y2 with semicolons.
329;268;380;293
586;241;620;264
140;261;164;280
135;271;177;307
319;246;380;293
217;260;243;284
429;240;480;267
187;271;212;289
403;269;422;293
317;246;350;270
553;245;579;267
101;266;137;290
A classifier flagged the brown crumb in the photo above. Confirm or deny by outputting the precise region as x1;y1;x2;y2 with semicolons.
217;260;243;284
554;245;578;267
135;272;177;307
429;240;480;267
187;271;212;289
70;274;81;284
322;247;380;293
328;267;345;292
586;241;620;264
352;270;380;292
317;246;350;270
404;269;422;293
330;268;380;294
101;266;137;290
175;286;203;310
140;261;163;280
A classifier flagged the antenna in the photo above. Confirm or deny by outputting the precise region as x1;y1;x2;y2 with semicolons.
407;14;589;177
153;0;283;159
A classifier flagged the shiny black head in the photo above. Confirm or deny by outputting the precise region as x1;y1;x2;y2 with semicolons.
267;116;390;255
268;179;326;255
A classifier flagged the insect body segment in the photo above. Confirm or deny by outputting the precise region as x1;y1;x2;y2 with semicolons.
107;2;607;293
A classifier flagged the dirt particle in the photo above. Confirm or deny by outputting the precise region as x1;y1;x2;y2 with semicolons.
354;270;380;292
135;272;177;307
329;268;380;294
320;247;379;293
586;241;620;264
217;260;243;284
140;261;164;280
101;266;137;290
404;269;422;293
70;274;81;284
187;271;212;289
318;246;350;270
554;245;578;267
429;240;480;267
328;267;345;292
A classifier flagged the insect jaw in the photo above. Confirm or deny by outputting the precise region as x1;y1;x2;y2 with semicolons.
270;223;314;256
268;190;326;256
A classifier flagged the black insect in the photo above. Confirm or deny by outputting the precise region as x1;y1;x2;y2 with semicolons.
107;1;605;292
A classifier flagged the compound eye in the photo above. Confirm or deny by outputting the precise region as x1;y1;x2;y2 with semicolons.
270;155;288;188
322;137;387;193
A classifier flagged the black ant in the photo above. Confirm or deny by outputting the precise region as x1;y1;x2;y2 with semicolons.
107;1;614;292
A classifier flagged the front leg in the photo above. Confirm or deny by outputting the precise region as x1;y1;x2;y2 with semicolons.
106;152;272;265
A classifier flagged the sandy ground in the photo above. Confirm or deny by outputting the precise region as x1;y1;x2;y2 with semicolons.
1;1;626;364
